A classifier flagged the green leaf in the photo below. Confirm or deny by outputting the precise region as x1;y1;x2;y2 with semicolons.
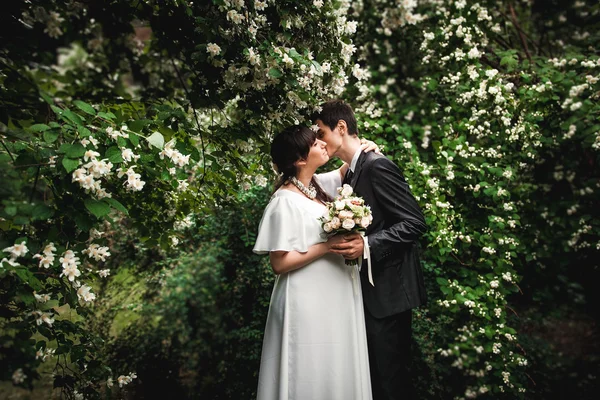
5;206;17;216
84;199;111;219
14;268;43;291
29;124;50;132
98;111;116;120
147;131;165;149
74;213;93;231
77;125;91;137
32;204;54;220
39;92;53;104
268;68;282;78
70;345;86;362
62;157;80;173
105;146;123;163
62;109;85;126
104;198;128;215
128;119;152;132
436;277;448;285
65;143;86;158
288;48;301;58
73;100;96;115
43;130;60;143
129;132;140;146
98;111;117;121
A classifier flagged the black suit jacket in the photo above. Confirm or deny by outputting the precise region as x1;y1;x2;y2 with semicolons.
347;151;428;318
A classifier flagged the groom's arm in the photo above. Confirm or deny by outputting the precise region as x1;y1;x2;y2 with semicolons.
367;157;427;262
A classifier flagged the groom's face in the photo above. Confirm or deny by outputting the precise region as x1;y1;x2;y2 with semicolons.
315;119;342;157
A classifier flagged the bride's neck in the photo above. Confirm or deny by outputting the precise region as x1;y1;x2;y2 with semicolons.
295;169;314;187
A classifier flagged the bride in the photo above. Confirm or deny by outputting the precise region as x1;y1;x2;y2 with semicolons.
253;125;373;400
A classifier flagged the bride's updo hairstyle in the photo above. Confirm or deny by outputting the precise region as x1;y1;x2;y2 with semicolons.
271;125;332;203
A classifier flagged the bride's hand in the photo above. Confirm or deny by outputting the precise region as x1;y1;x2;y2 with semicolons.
359;138;382;154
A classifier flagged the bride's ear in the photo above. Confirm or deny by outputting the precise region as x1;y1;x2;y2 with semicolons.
294;158;307;167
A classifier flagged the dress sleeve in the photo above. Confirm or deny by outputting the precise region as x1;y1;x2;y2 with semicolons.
253;196;309;254
315;170;342;199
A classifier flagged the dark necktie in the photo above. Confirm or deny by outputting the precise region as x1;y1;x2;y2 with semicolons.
344;168;354;185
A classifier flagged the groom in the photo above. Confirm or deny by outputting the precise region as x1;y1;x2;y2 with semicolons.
314;100;427;400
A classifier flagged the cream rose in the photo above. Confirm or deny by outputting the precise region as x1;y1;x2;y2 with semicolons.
341;184;354;197
338;210;354;220
360;216;371;228
342;218;356;230
331;217;341;229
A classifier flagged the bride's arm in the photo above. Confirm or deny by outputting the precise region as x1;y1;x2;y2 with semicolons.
269;236;345;274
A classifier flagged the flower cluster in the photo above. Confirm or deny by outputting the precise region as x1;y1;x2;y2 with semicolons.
82;243;111;262
159;139;191;168
33;243;57;269
116;372;137;388
117;166;146;191
2;241;29;267
319;184;373;234
36;347;56;362
72;150;114;199
59;250;81;282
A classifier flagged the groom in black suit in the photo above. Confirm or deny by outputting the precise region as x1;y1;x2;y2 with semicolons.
315;100;427;400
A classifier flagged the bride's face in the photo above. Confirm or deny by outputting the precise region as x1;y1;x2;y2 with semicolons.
304;138;329;169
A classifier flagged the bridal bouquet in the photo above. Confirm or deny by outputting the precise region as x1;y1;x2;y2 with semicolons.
319;184;373;265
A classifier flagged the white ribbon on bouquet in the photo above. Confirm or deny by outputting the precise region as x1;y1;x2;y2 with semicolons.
359;233;374;287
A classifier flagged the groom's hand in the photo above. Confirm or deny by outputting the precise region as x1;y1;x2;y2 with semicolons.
330;233;364;259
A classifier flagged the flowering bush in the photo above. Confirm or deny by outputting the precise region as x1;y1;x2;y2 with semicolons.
347;0;600;398
1;0;358;397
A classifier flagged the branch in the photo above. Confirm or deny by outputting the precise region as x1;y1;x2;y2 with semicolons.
506;305;519;317
169;58;207;206
0;140;15;162
508;3;532;63
498;9;548;57
29;166;41;203
451;252;471;266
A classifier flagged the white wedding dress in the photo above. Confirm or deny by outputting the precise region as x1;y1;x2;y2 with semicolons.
253;171;372;400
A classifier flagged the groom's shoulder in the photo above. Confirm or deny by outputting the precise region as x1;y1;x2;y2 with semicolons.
363;152;394;168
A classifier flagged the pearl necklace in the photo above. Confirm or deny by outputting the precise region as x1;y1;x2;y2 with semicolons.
290;176;317;200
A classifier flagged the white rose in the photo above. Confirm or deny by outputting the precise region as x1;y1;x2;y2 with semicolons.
339;210;354;220
335;200;346;210
341;184;354;197
342;218;356;230
323;222;333;233
331;217;341;229
360;217;371;228
321;211;332;222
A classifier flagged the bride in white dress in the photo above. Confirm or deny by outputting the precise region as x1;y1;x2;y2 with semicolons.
253;125;373;400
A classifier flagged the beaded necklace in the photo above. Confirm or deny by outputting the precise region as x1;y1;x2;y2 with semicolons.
290;176;317;200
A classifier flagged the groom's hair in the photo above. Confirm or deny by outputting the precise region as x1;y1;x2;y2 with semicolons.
315;99;358;136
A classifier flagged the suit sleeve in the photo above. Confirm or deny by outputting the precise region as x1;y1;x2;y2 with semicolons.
367;157;427;262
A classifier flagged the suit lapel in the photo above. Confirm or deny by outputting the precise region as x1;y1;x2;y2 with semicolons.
350;151;367;188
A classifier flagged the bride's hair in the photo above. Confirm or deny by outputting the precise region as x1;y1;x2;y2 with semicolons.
271;125;332;203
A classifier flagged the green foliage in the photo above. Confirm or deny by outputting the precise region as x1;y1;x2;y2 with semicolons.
347;0;600;398
99;186;273;399
1;0;357;397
